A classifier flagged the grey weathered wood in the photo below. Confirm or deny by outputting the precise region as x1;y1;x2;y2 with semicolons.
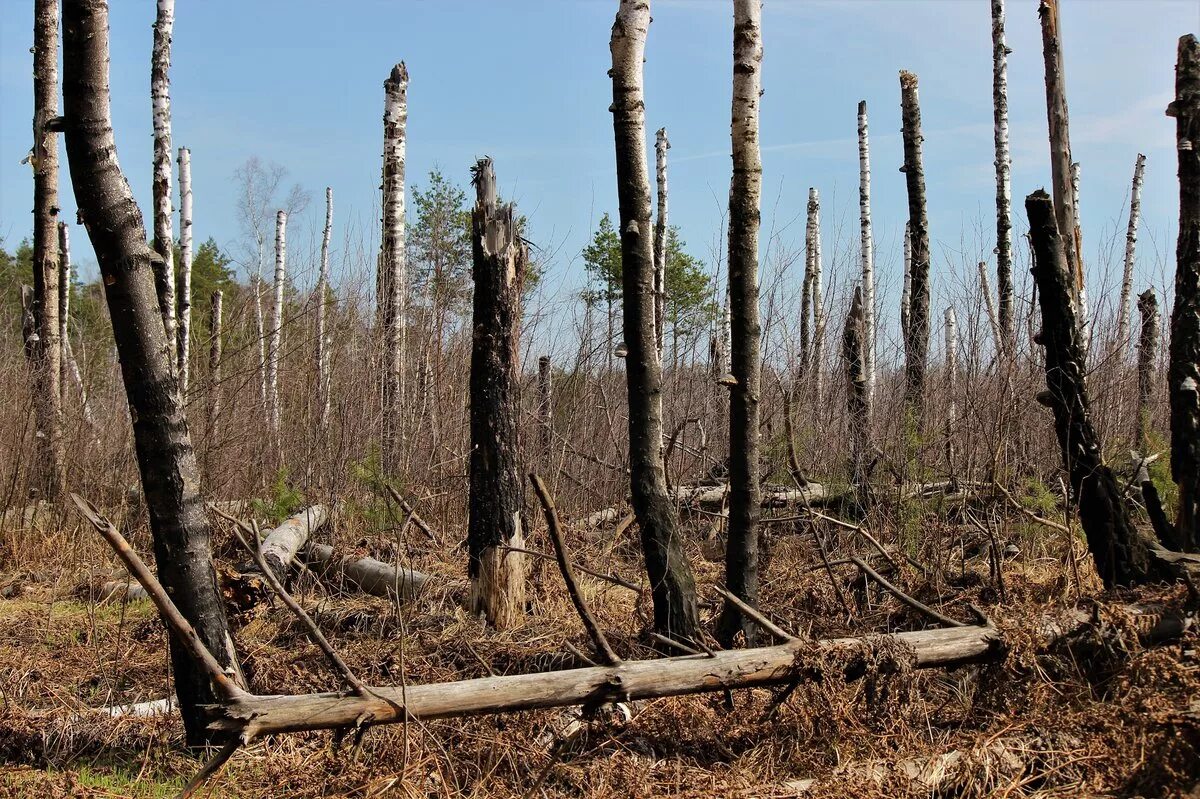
304;542;429;601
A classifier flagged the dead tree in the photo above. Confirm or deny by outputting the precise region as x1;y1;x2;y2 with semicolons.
177;146;193;398
800;202;814;374
57;222;71;400
901;221;912;343
268;210;287;446
1038;0;1086;342
316;187;333;437
900;71;931;420
208;290;223;451
467;158;527;629
1118;154;1147;349
1135;289;1159;454
654;127;669;359
31;0;65;499
809;189;826;405
609;0;699;643
538;354;553;459
857;101;876;409
720;0;765;647
1025;189;1153;586
978;261;1003;351
151;0;176;358
944;307;958;472
1168;34;1200;552
61;0;245;745
991;0;1014;353
379;63;409;475
844;286;871;504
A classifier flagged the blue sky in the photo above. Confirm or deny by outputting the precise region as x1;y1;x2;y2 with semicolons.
1;0;1197;329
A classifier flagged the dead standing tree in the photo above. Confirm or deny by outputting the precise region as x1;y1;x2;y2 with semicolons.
1025;190;1154;586
151;0;176;359
843;286;871;504
720;0;765;647
857;100;877;409
177;145;193;397
654;127;670;359
379;63;409;476
316;187;333;439
61;0;245;745
467;158;528;629
1135;289;1159;455
900;70;931;424
991;0;1014;353
1118;154;1147;350
1168;34;1200;552
609;0;699;644
30;0;65;499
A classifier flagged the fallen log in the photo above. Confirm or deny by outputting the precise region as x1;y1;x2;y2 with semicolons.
250;506;327;581
302;543;429;601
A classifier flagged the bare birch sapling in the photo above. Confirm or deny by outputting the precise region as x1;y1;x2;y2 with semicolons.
810;188;825;406
177;146;193;397
654;127;669;359
944;307;958;470
269;211;287;444
58;222;92;424
316;187;333;435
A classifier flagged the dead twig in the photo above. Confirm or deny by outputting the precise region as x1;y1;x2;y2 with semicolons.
502;545;639;592
176;739;240;799
849;556;966;628
713;585;796;642
385;484;437;544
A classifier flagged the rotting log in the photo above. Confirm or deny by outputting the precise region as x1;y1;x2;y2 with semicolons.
303;543;429;601
223;506;329;603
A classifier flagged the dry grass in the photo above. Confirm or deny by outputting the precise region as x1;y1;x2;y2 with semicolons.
1;497;1197;798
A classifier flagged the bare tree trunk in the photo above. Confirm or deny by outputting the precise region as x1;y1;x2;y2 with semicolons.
1038;0;1085;341
944;307;958;472
991;0;1014;354
316;187;333;437
58;221;70;401
1024;189;1154;586
31;0;64;500
1118;154;1147;350
253;239;268;430
208;290;223;454
654;127;669;360
151;0;176;358
380;63;409;476
268;211;287;449
810;188;825;406
978;261;1002;352
61;0;245;745
1135;289;1159;455
176;146;193;398
538;354;553;460
844;286;870;504
609;0;699;643
857;101;876;409
720;0;764;647
1168;35;1200;552
467;158;527;629
1071;161;1091;353
800;205;814;376
901;221;912;344
900;71;931;420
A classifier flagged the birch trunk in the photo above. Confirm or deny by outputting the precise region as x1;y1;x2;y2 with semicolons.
316;187;333;436
843;286;870;502
800;207;814;376
61;0;245;745
268;211;287;446
901;222;912;344
610;0;699;643
653;127;669;360
58;221;70;400
1025;189;1153;586
720;0;764;647
1135;289;1159;454
208;290;223;450
538;354;553;459
990;0;1014;353
1118;154;1147;350
467;158;527;629
380;63;409;475
1168;35;1200;551
1038;0;1085;338
151;0;176;358
857;101;876;408
305;544;429;601
31;0;64;500
1071;161;1090;353
944;307;958;471
809;188;825;406
900;71;931;419
176;146;193;398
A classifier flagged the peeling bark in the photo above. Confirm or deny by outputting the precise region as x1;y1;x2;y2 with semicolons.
609;0;699;643
944;307;958;471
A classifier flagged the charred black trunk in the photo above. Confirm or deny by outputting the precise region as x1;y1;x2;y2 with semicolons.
899;71;931;421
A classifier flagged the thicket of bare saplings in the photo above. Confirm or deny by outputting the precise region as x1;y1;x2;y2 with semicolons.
1;0;1199;796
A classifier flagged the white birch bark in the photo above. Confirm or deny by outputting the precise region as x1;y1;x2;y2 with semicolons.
901;222;912;347
809;188;825;404
1117;153;1147;349
57;221;70;400
380;63;409;474
856;101;876;408
316;186;333;435
801;192;816;374
268;211;287;443
991;0;1014;352
176;146;193;398
653;127;669;361
1071;160;1090;353
151;0;176;358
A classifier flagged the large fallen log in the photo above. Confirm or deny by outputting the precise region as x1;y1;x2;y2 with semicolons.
253;506;327;580
302;543;429;601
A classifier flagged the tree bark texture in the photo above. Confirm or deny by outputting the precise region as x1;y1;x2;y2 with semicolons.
901;221;912;344
61;0;245;746
609;0;699;643
268;210;286;445
653;127;669;359
467;158;527;630
316;187;333;436
380;63;409;476
843;286;871;501
176;146;193;398
1136;289;1159;455
900;71;931;419
32;0;65;500
991;0;1015;353
720;0;765;647
57;221;70;402
857;100;876;408
1169;35;1200;551
151;0;176;358
1025;189;1154;586
1118;154;1147;349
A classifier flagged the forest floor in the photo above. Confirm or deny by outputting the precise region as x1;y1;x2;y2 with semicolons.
0;496;1198;798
